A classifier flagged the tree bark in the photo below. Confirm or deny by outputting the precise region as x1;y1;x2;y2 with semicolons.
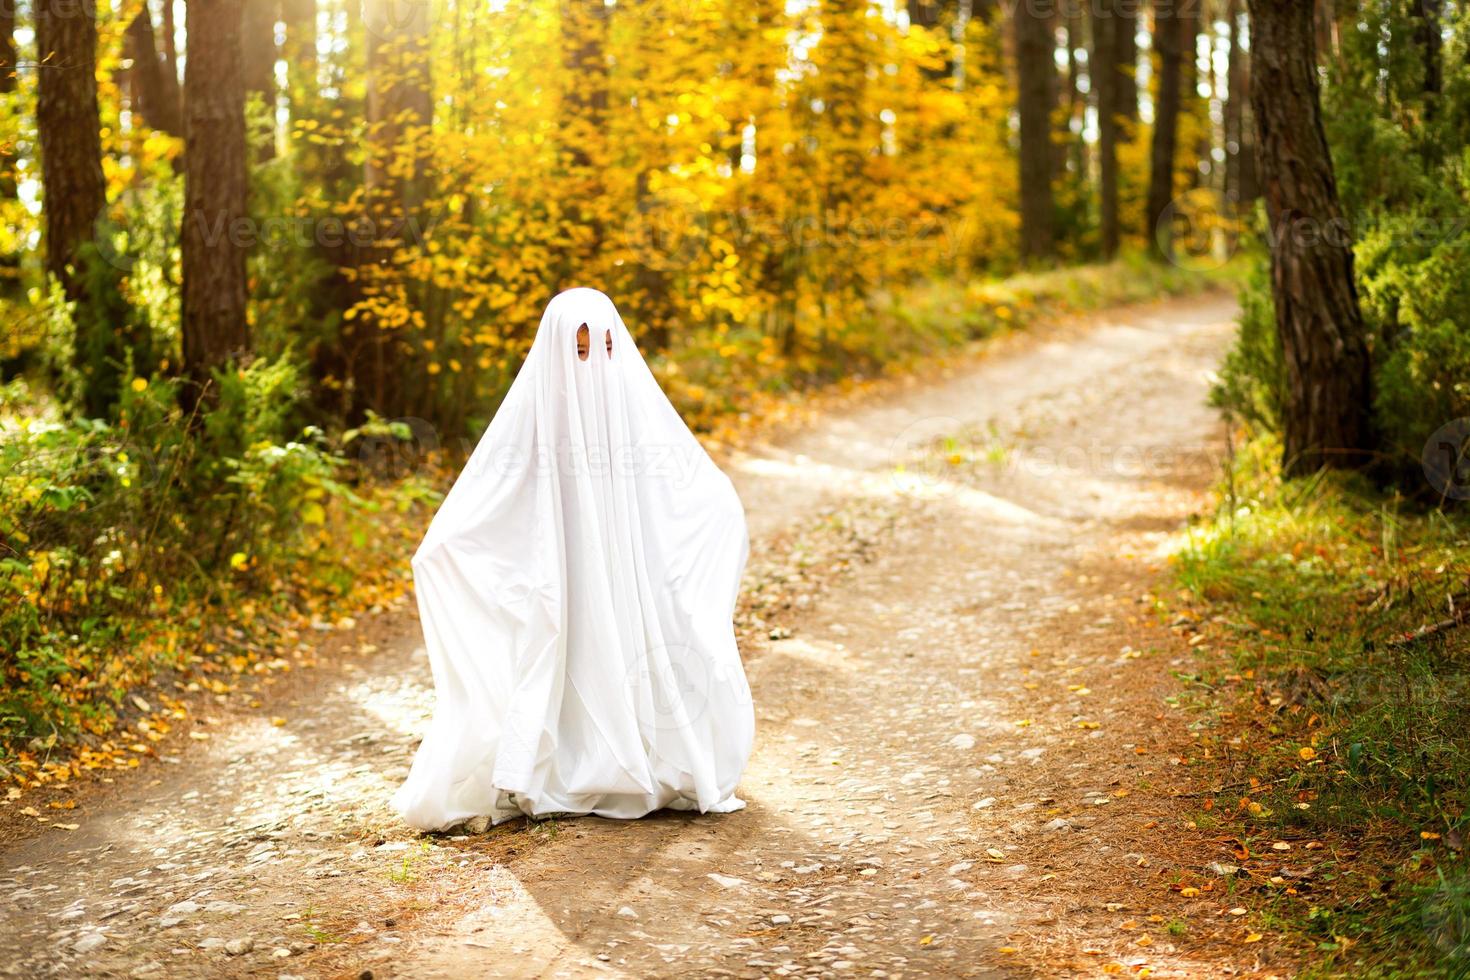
1248;0;1372;474
1414;0;1442;121
282;0;316;114
1223;0;1257;205
162;0;181;87
0;0;18;304
36;0;134;416
353;0;434;415
1115;0;1137;122
1015;0;1055;259
125;5;183;135
1065;0;1088;179
241;0;278;160
908;0;957;80
557;0;609;267
1094;0;1121;258
35;0;107;297
1145;0;1183;259
182;0;251;409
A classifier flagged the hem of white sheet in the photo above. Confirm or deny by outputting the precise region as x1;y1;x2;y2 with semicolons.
401;791;747;833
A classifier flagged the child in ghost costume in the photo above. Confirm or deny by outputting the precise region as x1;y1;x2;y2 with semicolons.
392;287;754;831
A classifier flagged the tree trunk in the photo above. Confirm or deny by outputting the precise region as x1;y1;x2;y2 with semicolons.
908;0;957;80
1094;0;1120;258
1223;0;1258;205
355;0;433;415
1248;0;1372;474
1115;0;1137;123
182;0;251;410
557;0;610;269
1065;0;1088;179
0;0;18;306
35;1;107;297
1414;0;1442;122
1015;0;1055;260
1145;0;1183;259
125;6;183;135
241;0;278;160
163;0;181;86
282;0;317;114
35;0;136;416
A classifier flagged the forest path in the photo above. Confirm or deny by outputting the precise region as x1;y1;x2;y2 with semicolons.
2;291;1262;978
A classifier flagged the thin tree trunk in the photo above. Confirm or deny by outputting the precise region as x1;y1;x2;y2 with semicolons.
557;0;610;269
162;0;181;84
1115;0;1137;123
1224;0;1258;204
1247;0;1372;474
0;0;18;307
357;0;433;415
36;0;128;415
1145;0;1183;258
181;0;251;410
125;6;183;135
35;2;107;296
1223;0;1242;205
1015;0;1055;259
241;0;278;160
1313;0;1335;65
282;0;317;111
1065;0;1088;179
1094;0;1121;258
1414;0;1442;121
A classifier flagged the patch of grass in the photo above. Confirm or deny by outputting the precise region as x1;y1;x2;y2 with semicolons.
1173;434;1470;976
385;841;434;883
530;816;561;841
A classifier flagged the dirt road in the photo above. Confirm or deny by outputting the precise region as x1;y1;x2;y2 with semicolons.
3;292;1272;978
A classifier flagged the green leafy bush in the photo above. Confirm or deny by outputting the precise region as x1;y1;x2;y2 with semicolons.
0;356;414;757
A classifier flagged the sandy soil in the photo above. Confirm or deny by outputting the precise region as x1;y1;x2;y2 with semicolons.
2;292;1294;978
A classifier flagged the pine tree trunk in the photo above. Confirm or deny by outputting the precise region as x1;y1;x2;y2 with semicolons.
1225;0;1259;204
35;0;107;297
1223;0;1242;205
1065;0;1088;179
1145;0;1182;259
0;0;19;303
282;0;317;114
241;0;278;160
1248;0;1372;474
356;0;434;415
1094;0;1120;258
1015;0;1055;260
1414;0;1442;121
125;6;183;135
35;0;132;416
1115;0;1137;123
557;0;610;267
181;0;251;410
